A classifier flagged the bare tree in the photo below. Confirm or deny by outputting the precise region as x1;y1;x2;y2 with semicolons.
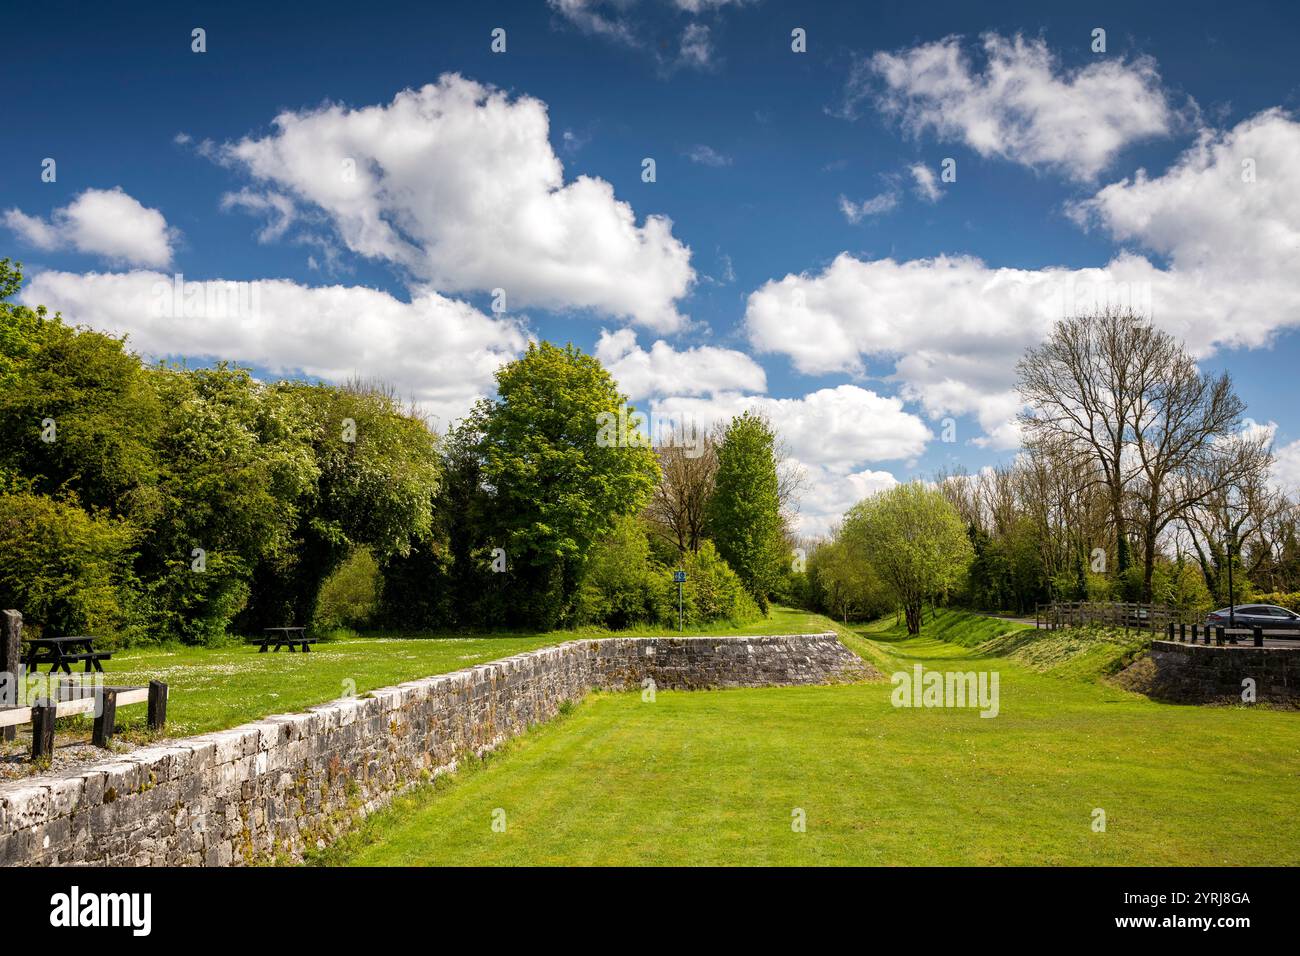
644;424;717;555
1017;309;1159;577
1125;338;1259;596
1178;439;1281;599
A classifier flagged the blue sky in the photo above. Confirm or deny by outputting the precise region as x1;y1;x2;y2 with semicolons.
4;0;1300;533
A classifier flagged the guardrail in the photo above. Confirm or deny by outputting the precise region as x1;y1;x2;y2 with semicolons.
1162;622;1278;648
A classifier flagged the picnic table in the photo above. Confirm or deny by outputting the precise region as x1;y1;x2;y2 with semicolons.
23;635;111;674
253;627;318;653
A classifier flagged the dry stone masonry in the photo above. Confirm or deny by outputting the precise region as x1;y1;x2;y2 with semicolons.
0;632;868;866
1143;640;1299;705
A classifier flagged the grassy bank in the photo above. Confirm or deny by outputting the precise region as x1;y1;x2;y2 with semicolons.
858;608;1149;682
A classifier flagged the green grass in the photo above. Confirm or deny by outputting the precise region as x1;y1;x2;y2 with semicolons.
314;609;1300;866
32;605;827;739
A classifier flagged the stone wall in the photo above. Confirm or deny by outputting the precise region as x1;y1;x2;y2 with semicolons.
0;633;867;867
1142;640;1300;705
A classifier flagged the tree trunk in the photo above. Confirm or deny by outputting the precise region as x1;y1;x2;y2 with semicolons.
1142;529;1158;601
1113;499;1131;574
904;602;921;635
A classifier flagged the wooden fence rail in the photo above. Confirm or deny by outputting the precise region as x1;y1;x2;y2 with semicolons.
0;681;167;760
2;610;169;760
1034;601;1182;633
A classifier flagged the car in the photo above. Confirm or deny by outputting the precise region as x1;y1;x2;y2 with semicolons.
1204;605;1300;632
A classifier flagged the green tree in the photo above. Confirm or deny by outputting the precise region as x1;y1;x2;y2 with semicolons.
243;382;441;630
843;482;974;635
141;365;317;643
464;342;660;629
808;535;888;623
707;412;784;612
0;486;138;640
0;260;161;516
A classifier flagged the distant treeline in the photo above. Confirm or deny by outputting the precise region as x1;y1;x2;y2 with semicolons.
0;259;793;643
801;309;1300;623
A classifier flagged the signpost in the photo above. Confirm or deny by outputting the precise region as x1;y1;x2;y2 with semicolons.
673;570;686;631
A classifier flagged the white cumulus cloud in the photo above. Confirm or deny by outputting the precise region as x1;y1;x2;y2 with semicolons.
22;270;528;429
652;384;932;471
862;33;1176;181
5;188;175;267
595;328;766;400
745;109;1300;449
217;75;695;331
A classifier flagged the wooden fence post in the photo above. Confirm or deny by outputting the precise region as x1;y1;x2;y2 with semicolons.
92;688;117;748
1;610;21;743
31;699;56;760
147;680;168;731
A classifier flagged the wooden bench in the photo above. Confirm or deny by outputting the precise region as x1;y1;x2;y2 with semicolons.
47;651;112;672
252;628;317;653
23;635;112;673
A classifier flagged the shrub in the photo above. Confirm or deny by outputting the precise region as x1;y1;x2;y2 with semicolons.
1249;591;1300;613
1151;558;1212;619
0;489;138;641
575;516;667;629
673;541;761;627
314;547;381;631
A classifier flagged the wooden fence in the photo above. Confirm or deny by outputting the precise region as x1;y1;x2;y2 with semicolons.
1034;601;1182;633
0;680;168;759
1;609;168;760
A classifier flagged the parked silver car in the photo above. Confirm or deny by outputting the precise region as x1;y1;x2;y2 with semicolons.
1205;605;1300;632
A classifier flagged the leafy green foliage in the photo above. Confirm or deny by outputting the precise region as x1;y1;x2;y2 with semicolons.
574;515;667;629
963;518;1050;613
1250;590;1300;612
843;482;974;634
0;263;440;643
313;546;381;631
805;536;892;622
141;366;317;643
0;270;161;516
0;488;138;640
465;343;659;628
1150;556;1213;619
242;382;441;631
707;412;784;611
674;540;761;627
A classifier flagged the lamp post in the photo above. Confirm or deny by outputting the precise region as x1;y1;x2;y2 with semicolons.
1225;532;1236;632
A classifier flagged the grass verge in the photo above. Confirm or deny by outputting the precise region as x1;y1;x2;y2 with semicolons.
25;605;829;740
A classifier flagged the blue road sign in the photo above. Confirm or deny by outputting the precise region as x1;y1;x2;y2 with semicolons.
673;570;686;583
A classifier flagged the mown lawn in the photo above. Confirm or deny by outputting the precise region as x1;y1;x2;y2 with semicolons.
39;606;828;739
315;611;1300;866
